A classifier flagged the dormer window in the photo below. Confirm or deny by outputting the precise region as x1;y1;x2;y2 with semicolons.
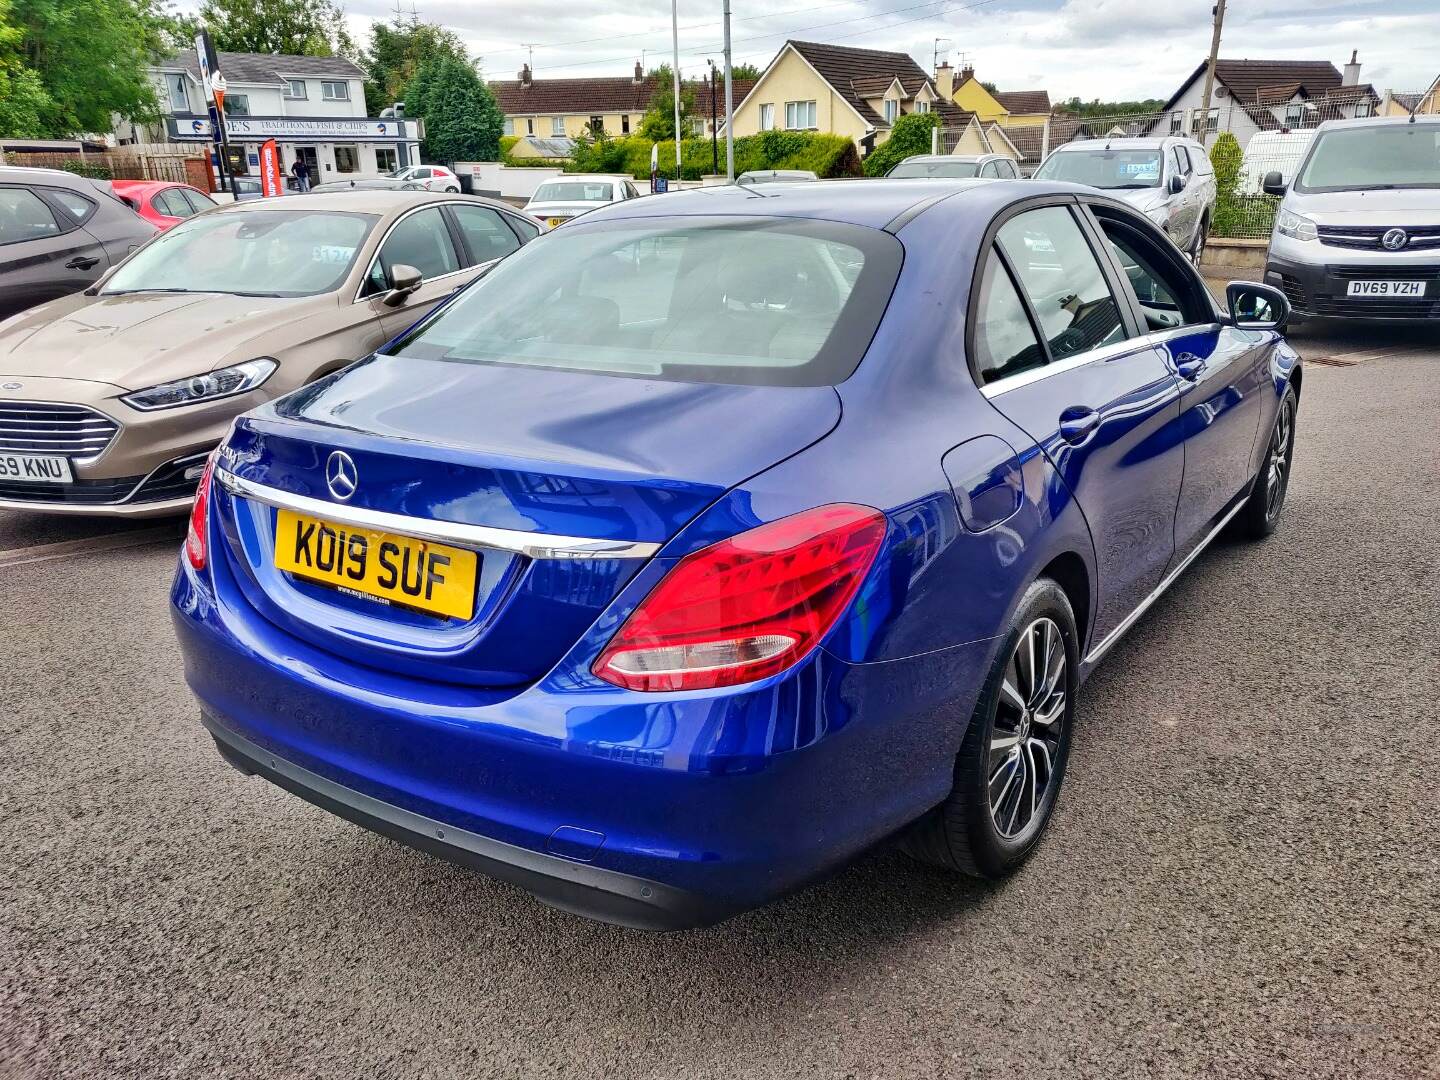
884;98;898;123
1284;103;1304;126
917;100;930;114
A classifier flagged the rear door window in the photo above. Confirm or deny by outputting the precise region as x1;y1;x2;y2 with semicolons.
972;254;1047;385
449;204;521;265
996;206;1126;360
0;188;62;244
156;189;196;218
47;189;96;225
182;188;218;213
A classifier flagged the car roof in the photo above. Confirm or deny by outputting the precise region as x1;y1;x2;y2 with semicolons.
565;177;1055;230
1315;114;1440;131
210;190;519;216
110;179;191;193
901;154;993;163
1057;137;1179;151
0;165;98;188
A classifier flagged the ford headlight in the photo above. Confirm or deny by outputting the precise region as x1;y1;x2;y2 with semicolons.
122;358;277;411
1274;208;1318;242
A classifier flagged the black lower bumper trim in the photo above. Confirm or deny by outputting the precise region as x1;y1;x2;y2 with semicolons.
202;714;730;931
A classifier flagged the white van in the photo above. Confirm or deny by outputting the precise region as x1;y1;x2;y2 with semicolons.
1239;130;1317;195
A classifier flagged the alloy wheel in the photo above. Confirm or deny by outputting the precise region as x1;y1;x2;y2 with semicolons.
989;617;1067;840
1266;398;1293;519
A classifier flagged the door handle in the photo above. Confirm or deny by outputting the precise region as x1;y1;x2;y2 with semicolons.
66;256;101;271
1175;354;1207;381
1058;406;1102;445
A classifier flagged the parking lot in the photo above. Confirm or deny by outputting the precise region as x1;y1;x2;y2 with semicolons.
2;323;1437;1079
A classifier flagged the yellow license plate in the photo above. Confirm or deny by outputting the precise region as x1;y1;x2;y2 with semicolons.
546;216;567;227
273;509;478;621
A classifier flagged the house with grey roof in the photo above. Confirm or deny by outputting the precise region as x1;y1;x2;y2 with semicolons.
114;50;421;185
1147;53;1380;148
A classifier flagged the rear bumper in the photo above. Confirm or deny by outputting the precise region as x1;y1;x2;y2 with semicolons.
204;713;722;930
172;554;994;928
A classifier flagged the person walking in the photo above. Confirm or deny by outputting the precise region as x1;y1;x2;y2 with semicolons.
290;157;311;193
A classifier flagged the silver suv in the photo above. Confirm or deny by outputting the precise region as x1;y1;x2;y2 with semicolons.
1033;136;1216;260
1263;115;1440;324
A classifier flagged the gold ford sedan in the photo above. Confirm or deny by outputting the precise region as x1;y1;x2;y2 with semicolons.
0;190;541;516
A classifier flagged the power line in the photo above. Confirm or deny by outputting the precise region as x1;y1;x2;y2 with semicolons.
496;0;996;76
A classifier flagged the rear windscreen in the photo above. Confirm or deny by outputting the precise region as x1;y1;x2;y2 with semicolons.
391;217;903;386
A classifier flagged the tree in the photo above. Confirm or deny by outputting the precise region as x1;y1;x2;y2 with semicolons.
1209;131;1246;236
862;112;939;176
1058;96;1166;118
729;62;761;81
405;54;504;164
639;64;696;141
364;18;467;116
8;0;176;137
198;0;356;58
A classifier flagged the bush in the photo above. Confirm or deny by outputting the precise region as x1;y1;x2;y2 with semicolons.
1209;131;1244;234
862;113;940;177
59;159;112;180
565;130;862;181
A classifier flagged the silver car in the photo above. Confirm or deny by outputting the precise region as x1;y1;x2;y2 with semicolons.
885;154;1021;179
1262;115;1440;324
1033;137;1216;260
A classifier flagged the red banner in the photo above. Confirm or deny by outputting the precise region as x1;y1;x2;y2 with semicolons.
259;139;284;197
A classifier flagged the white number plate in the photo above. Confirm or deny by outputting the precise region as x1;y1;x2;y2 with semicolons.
1347;280;1425;297
0;453;73;483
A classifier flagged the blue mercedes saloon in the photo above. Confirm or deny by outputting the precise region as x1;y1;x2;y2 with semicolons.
172;179;1301;929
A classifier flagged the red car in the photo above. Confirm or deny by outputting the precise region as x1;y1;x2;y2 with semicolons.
110;180;219;231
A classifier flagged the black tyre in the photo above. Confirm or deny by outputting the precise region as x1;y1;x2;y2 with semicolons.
1232;384;1298;539
903;578;1078;879
1190;214;1209;264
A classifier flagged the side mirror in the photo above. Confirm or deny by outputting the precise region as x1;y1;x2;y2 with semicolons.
1226;281;1290;332
83;266;118;296
382;263;422;307
1262;171;1287;198
1168;173;1187;195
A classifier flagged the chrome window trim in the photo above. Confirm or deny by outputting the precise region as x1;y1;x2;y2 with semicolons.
979;337;1152;398
214;467;661;560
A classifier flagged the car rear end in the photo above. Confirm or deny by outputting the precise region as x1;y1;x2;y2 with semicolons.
171;208;939;927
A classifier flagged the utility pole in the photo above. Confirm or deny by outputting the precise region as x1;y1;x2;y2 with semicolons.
708;60;719;175
671;0;682;180
1197;0;1226;147
723;0;734;181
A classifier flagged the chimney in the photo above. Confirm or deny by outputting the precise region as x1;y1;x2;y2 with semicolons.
634;60;644;85
1342;49;1360;87
935;62;954;100
960;64;975;86
519;63;532;87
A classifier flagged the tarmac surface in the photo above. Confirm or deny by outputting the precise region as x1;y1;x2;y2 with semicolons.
1;325;1437;1079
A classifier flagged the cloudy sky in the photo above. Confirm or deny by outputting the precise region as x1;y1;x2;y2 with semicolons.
328;0;1439;102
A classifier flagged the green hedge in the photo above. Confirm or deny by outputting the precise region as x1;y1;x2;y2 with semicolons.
863;113;940;177
567;130;862;181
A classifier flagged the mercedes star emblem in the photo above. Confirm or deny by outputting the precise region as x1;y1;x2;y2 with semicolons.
1381;228;1408;251
326;450;358;501
1;382;20;391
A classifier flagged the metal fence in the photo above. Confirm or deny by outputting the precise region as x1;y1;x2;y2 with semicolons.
938;90;1433;239
0;149;201;186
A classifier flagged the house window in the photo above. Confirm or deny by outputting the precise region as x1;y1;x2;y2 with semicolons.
165;73;188;112
503;117;515;136
785;100;817;129
883;99;898;123
589;115;604;135
916;99;930;114
692;117;706;136
222;94;250;116
526;117;535;135
1169;112;1183;133
321;80;350;102
759;103;775;130
1284;103;1305;126
375;148;397;172
284;79;307;99
1353;100;1373;118
334;145;359;173
551;116;565;136
1191;108;1218;133
621;114;630;134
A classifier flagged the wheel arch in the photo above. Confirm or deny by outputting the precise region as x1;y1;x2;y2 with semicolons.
1036;550;1092;656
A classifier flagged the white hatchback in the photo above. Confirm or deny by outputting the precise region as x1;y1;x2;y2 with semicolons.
524;176;642;229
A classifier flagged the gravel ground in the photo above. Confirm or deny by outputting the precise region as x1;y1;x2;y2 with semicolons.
1;349;1437;1080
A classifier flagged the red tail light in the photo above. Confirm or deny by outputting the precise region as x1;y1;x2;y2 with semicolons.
185;453;217;571
593;504;887;692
